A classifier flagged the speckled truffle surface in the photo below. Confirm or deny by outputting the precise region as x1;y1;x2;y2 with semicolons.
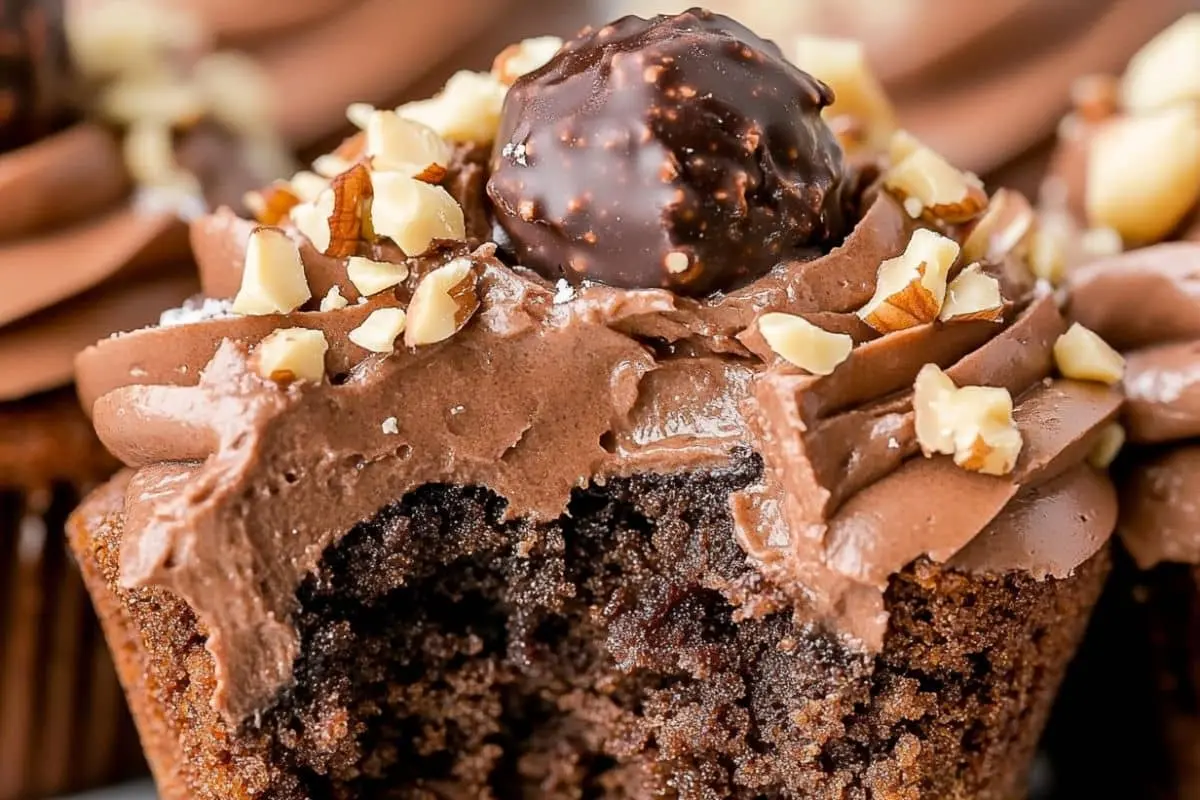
487;8;849;295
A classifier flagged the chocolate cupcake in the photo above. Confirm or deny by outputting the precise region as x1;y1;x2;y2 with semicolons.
69;11;1122;798
0;1;286;796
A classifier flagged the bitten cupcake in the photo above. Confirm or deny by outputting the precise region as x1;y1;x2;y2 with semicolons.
0;1;285;797
70;10;1123;799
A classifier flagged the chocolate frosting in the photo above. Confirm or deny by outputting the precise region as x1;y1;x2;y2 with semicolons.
76;13;1120;723
78;183;1120;721
488;9;848;295
1067;243;1200;567
0;121;195;403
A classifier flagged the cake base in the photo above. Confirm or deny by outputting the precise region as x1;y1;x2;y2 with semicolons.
71;458;1110;800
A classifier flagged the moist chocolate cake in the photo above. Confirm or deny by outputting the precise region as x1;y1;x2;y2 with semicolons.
70;10;1124;799
0;1;288;796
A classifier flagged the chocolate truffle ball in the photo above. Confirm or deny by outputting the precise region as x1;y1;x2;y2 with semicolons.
487;8;849;296
0;0;73;153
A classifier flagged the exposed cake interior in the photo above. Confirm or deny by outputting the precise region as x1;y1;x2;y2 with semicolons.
81;457;1109;799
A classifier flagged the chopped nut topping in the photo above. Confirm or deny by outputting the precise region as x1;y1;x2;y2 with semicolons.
1054;323;1126;385
366;110;452;179
319;286;349;311
1080;226;1125;258
255;327;328;383
371;172;466;256
858;229;959;332
493;36;564;85
289;170;329;203
349;308;408;353
913;364;1024;476
1121;13;1200;113
325;163;373;258
887;129;923;165
398;70;509;144
347;256;410;296
1026;221;1070;285
290;189;336;254
346;102;375;130
245;181;302;226
1088;423;1126;469
231;227;311;315
939;264;1004;323
313;153;354;179
794;35;896;151
756;312;853;376
1086;105;1200;244
884;136;988;223
961;188;1035;265
381;416;400;435
404;259;480;347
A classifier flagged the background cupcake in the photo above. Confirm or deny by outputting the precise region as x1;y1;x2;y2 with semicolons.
0;0;285;796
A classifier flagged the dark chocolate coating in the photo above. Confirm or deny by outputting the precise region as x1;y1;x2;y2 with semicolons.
487;8;849;296
0;0;72;153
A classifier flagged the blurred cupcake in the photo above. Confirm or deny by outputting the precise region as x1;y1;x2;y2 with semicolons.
0;0;286;796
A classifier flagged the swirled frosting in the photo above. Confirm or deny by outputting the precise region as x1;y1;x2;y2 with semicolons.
76;16;1121;723
0;122;196;402
1068;243;1200;568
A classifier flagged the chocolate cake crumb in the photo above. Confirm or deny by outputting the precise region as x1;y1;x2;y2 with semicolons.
72;455;1109;800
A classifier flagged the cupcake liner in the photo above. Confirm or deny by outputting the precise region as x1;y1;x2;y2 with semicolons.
0;397;142;800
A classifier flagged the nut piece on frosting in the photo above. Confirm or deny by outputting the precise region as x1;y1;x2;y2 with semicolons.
347;257;410;297
914;364;1024;477
290;189;336;254
398;70;508;144
793;35;896;153
232;227;312;315
938;264;1004;323
858;229;959;332
487;9;849;296
884;133;988;223
1053;323;1126;385
1120;14;1200;113
319;286;349;311
371;172;465;257
365;111;451;179
492;36;564;85
1089;422;1127;469
1085;104;1200;244
349;308;408;354
961;188;1036;266
255;328;329;384
756;313;853;376
405;259;480;347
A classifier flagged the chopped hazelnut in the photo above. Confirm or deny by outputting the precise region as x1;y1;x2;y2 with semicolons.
793;36;896;152
255;327;328;384
347;256;410;296
371;172;466;256
348;308;408;353
398;71;509;144
858;229;959;332
884;139;989;223
289;170;329;203
289;188;336;254
493;36;564;84
381;416;400;435
404;259;480;347
231;227;312;316
1120;13;1200;113
1088;423;1126;469
887;129;923;165
1086;105;1200;244
961;188;1035;265
366;111;452;177
313;153;354;179
913;364;1024;477
1026;220;1070;285
346;102;375;130
938;264;1004;323
1054;323;1126;385
756;312;854;376
319;286;349;311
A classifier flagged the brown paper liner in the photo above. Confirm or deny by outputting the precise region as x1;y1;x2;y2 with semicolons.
0;392;142;800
